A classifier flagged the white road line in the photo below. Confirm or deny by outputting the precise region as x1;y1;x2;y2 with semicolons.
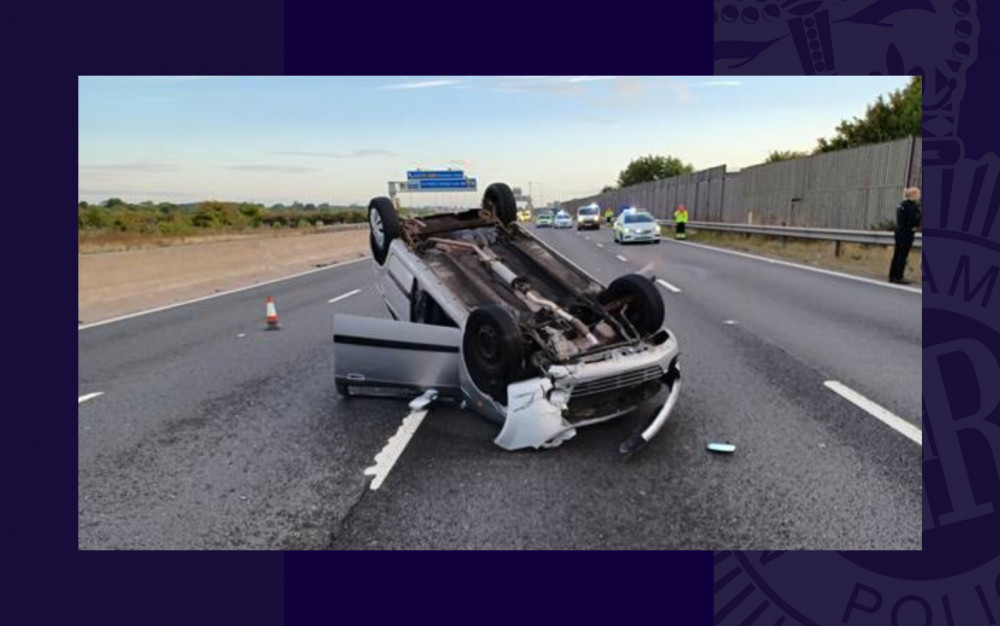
665;239;921;294
596;243;604;248
78;392;104;404
656;278;682;293
722;320;737;325
823;381;921;445
328;288;362;304
363;408;428;490
79;256;371;331
616;254;628;262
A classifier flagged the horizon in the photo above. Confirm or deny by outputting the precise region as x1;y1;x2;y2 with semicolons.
79;75;911;207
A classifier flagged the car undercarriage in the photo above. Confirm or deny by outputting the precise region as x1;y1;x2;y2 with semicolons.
334;182;681;454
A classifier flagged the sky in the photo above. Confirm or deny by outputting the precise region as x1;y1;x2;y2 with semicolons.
78;75;911;207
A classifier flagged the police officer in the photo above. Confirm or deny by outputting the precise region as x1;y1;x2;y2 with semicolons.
889;187;921;284
604;206;614;226
673;204;689;239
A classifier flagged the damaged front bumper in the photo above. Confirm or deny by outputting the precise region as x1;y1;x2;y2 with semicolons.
336;313;682;456
493;357;682;455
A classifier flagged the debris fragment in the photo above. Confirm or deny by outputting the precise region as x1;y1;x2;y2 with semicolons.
408;389;438;411
707;442;736;454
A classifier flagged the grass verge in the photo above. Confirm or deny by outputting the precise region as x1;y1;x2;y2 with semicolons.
78;223;365;254
662;226;922;283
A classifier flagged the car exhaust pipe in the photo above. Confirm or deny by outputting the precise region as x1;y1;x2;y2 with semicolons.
522;290;600;346
428;236;599;345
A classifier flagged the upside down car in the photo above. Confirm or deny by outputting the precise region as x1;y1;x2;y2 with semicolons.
333;183;682;454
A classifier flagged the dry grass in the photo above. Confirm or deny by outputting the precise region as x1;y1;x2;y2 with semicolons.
673;227;922;282
78;223;366;254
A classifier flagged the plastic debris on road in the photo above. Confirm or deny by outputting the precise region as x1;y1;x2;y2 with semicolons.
707;442;736;454
408;389;438;411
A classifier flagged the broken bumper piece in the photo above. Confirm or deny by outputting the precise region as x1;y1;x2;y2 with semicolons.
493;361;682;454
618;364;681;455
494;378;577;451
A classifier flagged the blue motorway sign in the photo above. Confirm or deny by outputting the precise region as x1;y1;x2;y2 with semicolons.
407;169;464;181
414;177;476;190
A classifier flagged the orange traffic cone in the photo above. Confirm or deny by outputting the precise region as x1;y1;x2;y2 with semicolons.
265;296;280;330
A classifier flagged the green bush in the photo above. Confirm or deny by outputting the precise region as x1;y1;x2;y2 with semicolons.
79;198;370;236
80;206;109;229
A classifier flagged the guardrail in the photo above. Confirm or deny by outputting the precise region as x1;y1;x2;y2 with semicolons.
658;220;922;249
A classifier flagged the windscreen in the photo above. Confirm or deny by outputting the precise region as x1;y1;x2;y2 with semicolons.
579;207;598;215
624;213;654;224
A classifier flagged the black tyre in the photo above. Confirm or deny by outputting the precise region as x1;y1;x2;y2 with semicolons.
462;305;524;404
368;197;401;265
598;274;665;336
482;183;518;226
336;379;350;397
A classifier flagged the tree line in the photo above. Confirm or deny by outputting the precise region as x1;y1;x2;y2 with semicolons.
603;76;922;187
78;199;372;236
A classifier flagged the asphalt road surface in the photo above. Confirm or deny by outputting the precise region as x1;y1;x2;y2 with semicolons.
78;227;922;550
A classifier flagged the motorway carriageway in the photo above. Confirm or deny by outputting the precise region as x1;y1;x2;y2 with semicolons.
78;228;921;549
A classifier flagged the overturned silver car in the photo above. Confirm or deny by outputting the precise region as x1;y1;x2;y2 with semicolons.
333;183;681;454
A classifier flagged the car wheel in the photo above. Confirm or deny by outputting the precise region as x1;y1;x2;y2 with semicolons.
598;274;666;337
336;379;350;397
368;197;401;265
463;305;524;405
482;183;518;226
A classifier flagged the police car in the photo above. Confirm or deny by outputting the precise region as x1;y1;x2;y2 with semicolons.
613;208;661;244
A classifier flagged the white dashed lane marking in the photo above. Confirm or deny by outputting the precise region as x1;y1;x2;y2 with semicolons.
656;278;682;293
363;407;429;490
824;381;921;445
328;288;363;304
78;392;104;405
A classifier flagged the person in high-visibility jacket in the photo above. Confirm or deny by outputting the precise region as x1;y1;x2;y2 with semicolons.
603;207;614;226
673;205;689;239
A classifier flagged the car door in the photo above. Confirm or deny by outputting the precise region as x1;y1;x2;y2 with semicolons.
333;314;462;399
